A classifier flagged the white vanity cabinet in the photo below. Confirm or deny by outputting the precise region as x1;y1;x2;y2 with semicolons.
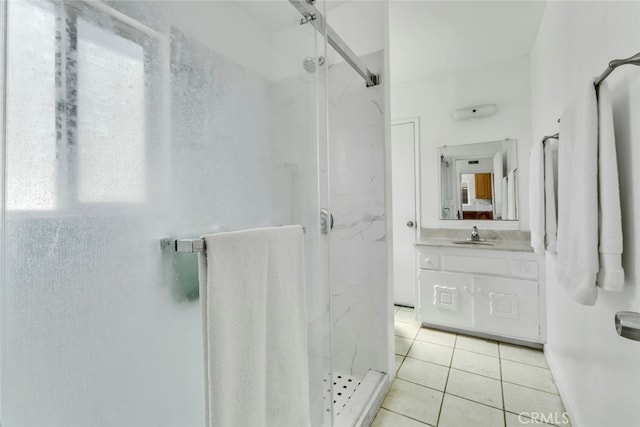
416;246;544;343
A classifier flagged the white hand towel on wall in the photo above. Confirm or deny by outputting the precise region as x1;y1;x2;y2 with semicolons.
596;82;625;291
544;139;559;253
198;225;310;427
530;142;545;253
557;82;599;305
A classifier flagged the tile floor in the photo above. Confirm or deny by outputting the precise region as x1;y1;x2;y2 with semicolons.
372;306;571;427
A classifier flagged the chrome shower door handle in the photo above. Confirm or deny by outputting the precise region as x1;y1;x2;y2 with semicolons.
320;209;333;235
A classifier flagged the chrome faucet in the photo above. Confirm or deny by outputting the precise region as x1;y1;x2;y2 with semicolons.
470;226;480;241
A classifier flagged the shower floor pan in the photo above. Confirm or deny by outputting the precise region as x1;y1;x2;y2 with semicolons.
324;370;387;426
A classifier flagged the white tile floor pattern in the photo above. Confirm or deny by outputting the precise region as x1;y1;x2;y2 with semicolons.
372;306;571;427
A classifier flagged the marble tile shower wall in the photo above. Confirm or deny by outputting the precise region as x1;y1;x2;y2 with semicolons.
329;51;388;377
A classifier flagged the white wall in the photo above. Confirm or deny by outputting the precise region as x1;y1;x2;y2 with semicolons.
391;56;532;229
326;1;385;65
530;2;640;426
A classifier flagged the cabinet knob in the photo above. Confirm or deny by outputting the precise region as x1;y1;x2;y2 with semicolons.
407;221;415;228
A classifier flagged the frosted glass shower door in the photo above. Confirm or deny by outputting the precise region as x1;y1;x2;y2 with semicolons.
1;1;330;426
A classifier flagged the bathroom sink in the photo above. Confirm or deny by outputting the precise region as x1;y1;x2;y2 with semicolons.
451;240;494;246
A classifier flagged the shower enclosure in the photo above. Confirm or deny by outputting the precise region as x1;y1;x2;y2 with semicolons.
0;1;389;425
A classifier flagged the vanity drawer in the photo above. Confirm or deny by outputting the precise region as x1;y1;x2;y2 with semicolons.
441;254;508;276
417;252;440;270
511;260;538;279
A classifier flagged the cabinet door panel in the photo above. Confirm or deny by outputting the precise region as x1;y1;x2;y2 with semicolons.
418;271;473;329
474;276;539;341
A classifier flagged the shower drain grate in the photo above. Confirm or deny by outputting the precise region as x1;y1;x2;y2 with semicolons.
322;372;362;417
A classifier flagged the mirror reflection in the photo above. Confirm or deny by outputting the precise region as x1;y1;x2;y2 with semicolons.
439;139;518;221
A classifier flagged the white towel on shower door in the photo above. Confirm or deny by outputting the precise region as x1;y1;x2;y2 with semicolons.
557;81;599;305
198;225;310;427
596;82;625;291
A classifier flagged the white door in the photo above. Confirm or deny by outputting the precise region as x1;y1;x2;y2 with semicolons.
391;120;419;307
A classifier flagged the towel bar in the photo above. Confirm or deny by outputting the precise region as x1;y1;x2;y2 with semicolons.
615;311;640;342
541;50;640;143
160;226;307;253
160;238;205;253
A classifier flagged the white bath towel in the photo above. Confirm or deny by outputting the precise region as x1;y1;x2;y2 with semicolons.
596;82;625;291
544;139;559;253
557;81;599;305
198;225;311;427
514;170;519;220
507;169;517;220
501;177;508;220
529;142;545;253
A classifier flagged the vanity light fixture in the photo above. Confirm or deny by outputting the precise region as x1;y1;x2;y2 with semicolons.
452;104;497;120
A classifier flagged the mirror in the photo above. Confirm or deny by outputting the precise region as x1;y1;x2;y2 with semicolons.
439;139;518;221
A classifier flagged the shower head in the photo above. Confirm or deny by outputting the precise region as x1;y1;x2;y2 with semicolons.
303;56;325;73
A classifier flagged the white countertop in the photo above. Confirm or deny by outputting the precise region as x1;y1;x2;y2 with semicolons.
415;238;533;252
415;228;534;253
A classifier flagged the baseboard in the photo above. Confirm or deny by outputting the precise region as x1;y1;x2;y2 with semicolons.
421;322;543;349
544;345;582;427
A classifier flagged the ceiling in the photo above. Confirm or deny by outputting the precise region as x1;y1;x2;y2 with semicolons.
390;1;547;84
